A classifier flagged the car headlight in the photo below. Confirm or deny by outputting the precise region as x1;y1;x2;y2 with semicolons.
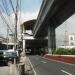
3;52;8;57
4;56;7;58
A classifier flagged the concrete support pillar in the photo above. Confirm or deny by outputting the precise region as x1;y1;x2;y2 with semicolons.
48;25;56;54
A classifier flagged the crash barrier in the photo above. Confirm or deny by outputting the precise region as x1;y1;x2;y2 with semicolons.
17;57;36;75
27;58;36;75
17;62;25;75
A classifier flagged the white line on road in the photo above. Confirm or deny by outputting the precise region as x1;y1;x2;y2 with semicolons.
41;61;47;63
28;57;37;75
61;70;72;75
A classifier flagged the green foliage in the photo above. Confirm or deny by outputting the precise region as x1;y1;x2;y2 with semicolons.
53;48;66;55
40;48;48;55
52;48;56;54
40;48;75;55
71;48;75;55
52;48;75;55
45;48;48;54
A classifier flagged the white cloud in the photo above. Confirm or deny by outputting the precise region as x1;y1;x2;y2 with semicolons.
0;10;39;38
9;10;39;26
20;10;39;24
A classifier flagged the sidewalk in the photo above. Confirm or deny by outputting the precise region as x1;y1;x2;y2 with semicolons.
8;63;19;75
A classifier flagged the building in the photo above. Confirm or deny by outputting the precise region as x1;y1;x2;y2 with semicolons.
20;19;48;54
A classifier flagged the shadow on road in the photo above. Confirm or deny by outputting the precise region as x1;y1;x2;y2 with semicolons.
0;62;7;67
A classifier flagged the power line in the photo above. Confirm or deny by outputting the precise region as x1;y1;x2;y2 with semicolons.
9;0;15;14
1;0;9;16
8;0;21;41
0;3;6;13
1;0;13;26
8;0;17;30
0;0;20;45
5;0;14;28
0;0;14;48
0;0;15;31
0;10;13;34
2;0;10;48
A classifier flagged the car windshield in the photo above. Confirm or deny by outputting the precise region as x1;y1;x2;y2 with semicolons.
5;52;16;57
8;45;13;49
0;45;7;50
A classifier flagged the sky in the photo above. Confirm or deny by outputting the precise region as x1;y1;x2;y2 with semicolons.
0;0;75;46
0;0;43;37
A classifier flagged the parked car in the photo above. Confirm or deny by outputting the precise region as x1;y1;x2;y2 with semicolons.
0;50;18;64
3;51;17;63
0;50;8;63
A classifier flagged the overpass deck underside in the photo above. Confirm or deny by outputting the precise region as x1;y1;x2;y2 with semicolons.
25;39;48;49
33;0;75;38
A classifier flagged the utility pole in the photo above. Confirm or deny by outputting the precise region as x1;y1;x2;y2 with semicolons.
64;21;67;48
14;0;19;64
7;26;9;49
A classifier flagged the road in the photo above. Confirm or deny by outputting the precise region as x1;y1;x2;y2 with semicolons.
29;55;75;75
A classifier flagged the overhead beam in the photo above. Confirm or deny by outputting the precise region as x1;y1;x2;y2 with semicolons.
33;0;75;38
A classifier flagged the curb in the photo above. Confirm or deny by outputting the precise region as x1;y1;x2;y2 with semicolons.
44;55;75;66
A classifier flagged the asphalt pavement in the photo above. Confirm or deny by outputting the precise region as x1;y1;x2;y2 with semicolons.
29;55;75;75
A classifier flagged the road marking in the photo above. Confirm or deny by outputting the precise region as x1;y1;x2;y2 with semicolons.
61;70;72;75
28;57;37;75
41;61;47;63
